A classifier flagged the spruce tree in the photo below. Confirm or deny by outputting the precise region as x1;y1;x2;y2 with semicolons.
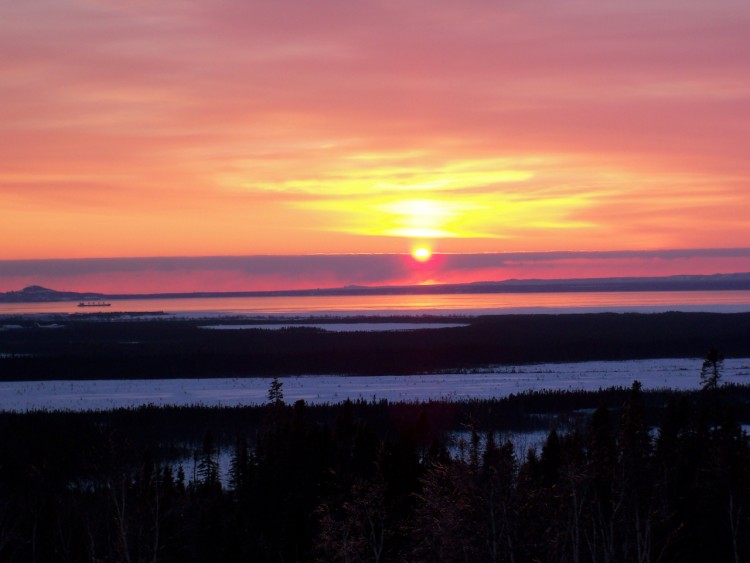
228;435;249;492
700;347;724;391
196;430;220;491
267;377;284;406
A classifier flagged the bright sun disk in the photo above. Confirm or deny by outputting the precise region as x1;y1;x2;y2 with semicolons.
413;247;431;262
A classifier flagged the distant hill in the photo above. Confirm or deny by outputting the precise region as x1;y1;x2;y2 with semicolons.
3;273;750;303
0;285;108;303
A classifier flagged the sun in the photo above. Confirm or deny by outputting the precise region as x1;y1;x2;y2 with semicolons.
412;247;432;262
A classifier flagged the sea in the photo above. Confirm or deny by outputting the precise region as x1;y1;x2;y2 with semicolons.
2;289;750;317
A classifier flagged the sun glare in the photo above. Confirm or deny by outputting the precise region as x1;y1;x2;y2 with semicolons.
412;247;432;262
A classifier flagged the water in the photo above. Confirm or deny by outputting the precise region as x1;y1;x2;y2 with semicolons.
2;290;750;317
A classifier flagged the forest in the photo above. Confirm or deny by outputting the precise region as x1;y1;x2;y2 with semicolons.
2;313;750;560
3;312;750;379
1;370;750;562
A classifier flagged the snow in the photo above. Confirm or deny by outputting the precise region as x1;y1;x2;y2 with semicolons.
1;358;749;412
450;429;551;460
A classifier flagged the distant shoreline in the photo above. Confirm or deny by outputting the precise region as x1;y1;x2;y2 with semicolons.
3;272;750;303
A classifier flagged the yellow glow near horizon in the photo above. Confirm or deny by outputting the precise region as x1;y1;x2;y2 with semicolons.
377;197;493;239
384;198;454;231
279;150;615;244
296;186;598;243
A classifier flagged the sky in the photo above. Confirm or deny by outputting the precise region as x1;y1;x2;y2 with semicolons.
1;0;749;292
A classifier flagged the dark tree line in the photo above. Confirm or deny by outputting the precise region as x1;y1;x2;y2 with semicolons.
4;312;750;379
0;377;749;561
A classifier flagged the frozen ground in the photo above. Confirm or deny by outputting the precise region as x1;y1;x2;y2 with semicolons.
1;357;749;412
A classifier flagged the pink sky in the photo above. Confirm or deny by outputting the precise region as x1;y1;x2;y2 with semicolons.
1;1;749;291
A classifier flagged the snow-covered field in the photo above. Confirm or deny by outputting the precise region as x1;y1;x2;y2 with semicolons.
2;358;749;412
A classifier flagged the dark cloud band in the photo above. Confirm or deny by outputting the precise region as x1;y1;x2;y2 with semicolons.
1;248;749;279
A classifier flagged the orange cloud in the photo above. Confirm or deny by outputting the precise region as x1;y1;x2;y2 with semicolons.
0;0;749;267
